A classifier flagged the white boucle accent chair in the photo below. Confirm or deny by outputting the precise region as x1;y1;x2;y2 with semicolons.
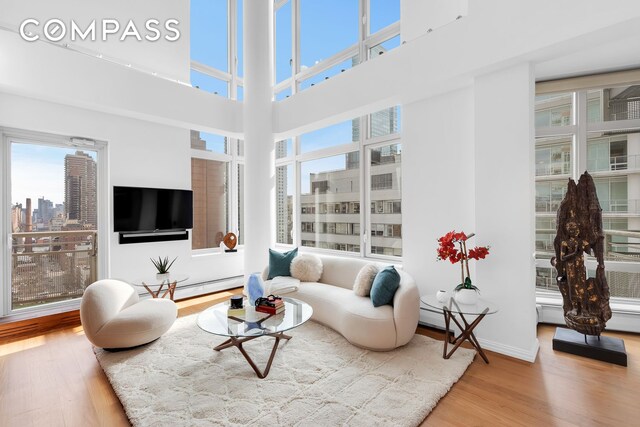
264;254;420;351
80;279;177;349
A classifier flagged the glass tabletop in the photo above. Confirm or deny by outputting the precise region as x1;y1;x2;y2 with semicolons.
132;273;190;287
197;297;313;338
421;295;499;315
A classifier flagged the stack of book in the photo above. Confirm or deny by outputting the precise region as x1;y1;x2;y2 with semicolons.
255;296;285;315
227;296;246;317
227;306;245;317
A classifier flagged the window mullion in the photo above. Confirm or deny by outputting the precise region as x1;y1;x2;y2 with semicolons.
295;157;301;248
229;0;238;100
575;91;588;180
360;116;368;257
292;0;300;96
1;132;9;316
230;137;238;237
359;0;368;64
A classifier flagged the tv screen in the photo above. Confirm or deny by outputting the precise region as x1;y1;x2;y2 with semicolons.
113;186;193;232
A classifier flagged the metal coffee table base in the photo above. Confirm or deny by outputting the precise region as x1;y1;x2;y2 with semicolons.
213;332;292;378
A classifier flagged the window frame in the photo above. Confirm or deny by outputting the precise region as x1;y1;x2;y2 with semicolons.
535;77;640;307
273;0;401;97
190;134;244;254
0;128;108;318
190;0;244;99
275;111;401;261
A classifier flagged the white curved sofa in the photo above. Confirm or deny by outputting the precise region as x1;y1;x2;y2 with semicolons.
80;279;177;349
263;254;420;351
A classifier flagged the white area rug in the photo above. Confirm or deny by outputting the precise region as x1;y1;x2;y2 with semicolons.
95;315;475;427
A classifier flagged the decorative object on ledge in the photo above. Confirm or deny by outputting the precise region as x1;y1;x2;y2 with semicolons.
550;172;626;366
436;230;490;305
151;256;177;279
223;232;238;252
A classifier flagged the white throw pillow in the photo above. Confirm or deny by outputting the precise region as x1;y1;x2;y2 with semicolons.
290;254;323;282
353;264;379;297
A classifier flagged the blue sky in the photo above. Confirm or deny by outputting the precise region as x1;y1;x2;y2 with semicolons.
12;144;96;206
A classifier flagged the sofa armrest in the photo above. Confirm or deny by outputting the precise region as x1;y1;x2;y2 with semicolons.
392;271;420;347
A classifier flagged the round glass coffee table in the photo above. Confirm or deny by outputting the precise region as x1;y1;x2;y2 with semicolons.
421;295;499;363
132;273;189;301
197;297;313;378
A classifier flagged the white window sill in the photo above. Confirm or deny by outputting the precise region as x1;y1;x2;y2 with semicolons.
536;291;640;333
537;292;640;314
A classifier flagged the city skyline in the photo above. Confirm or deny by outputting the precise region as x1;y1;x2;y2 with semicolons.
11;143;97;207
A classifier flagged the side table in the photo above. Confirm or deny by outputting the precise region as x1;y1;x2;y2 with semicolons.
132;273;189;301
421;295;498;363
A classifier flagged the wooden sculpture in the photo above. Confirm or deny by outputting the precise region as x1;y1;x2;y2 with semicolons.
223;232;238;252
551;172;612;336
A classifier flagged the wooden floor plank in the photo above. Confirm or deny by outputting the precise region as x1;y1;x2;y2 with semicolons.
0;289;638;427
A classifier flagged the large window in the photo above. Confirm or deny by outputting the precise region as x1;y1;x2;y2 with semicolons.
274;0;401;96
535;77;640;301
191;130;243;251
190;0;243;99
276;106;401;258
3;132;104;315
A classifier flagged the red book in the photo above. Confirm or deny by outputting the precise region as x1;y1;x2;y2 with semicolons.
255;305;285;315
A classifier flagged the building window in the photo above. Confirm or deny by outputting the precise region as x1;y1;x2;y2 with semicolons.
191;157;229;250
277;106;401;258
7;136;103;314
190;0;243;99
191;130;243;250
299;153;360;253
274;0;400;96
535;78;640;302
371;173;393;190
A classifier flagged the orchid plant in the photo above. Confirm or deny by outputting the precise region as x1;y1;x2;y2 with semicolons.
436;231;490;292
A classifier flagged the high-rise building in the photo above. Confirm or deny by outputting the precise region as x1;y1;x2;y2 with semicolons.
64;151;97;228
299;135;402;256
535;85;640;298
276;141;291;244
37;197;54;224
10;203;23;233
191;131;228;249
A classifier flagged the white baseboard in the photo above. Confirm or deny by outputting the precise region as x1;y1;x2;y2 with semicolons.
477;337;539;363
419;310;540;363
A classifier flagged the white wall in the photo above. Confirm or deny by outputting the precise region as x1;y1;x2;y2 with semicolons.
401;0;468;43
0;30;243;138
403;86;475;303
0;92;244;288
473;63;539;361
0;0;190;82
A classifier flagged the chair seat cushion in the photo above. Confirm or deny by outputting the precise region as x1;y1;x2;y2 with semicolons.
95;299;177;349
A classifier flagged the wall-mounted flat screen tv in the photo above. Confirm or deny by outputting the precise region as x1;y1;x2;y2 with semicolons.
113;186;193;232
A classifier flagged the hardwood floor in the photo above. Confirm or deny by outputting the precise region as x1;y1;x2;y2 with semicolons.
0;289;637;427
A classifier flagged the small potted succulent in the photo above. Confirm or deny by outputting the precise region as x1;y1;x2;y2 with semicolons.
151;256;177;280
436;231;490;304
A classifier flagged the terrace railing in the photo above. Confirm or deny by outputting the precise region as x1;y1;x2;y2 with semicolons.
11;230;97;310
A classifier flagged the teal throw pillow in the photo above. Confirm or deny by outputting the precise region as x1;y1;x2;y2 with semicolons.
370;266;401;307
268;248;298;279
